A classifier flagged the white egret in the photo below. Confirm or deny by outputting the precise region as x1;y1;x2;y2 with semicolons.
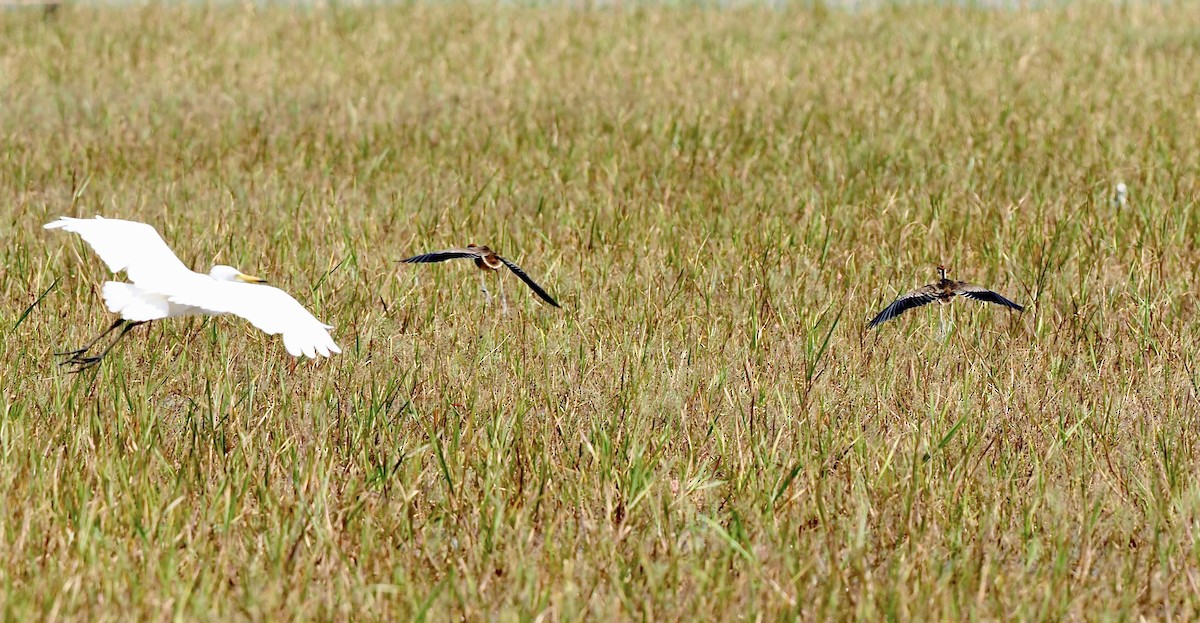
45;216;341;369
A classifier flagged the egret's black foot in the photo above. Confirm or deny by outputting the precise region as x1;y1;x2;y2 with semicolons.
58;353;98;367
51;319;142;372
56;345;106;369
64;356;103;373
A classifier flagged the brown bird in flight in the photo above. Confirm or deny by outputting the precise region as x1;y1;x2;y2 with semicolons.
401;244;560;310
868;265;1023;328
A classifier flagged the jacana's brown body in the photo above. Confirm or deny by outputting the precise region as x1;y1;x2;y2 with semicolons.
468;245;505;272
929;267;959;303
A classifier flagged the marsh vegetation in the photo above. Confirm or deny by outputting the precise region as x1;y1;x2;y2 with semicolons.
2;3;1199;619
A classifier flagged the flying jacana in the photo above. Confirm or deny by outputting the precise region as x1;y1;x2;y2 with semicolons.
868;265;1023;328
401;244;560;311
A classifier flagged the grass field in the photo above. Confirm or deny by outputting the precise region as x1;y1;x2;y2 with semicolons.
3;2;1200;619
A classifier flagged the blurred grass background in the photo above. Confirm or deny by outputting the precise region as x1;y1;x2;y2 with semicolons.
2;2;1200;619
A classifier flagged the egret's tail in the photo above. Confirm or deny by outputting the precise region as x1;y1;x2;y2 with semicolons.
102;282;170;322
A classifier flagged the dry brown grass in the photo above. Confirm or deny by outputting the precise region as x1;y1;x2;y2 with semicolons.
2;2;1200;619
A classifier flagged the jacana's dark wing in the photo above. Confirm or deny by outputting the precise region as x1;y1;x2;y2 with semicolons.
499;257;560;308
868;284;939;328
400;248;484;264
955;283;1024;312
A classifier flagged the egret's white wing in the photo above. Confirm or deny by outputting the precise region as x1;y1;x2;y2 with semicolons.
44;216;192;290
168;280;341;359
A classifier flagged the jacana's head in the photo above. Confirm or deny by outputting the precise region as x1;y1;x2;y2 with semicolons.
209;265;267;284
937;264;947;280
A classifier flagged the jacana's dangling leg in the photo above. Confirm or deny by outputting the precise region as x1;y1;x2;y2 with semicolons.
66;320;146;371
500;276;508;315
57;318;126;360
479;271;491;305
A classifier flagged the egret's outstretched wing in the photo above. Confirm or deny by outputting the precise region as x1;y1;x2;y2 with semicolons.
44;216;191;290
499;257;560;307
400;249;484;264
868;285;940;328
955;283;1024;312
168;281;340;359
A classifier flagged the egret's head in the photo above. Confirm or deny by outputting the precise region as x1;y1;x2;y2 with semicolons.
209;265;267;284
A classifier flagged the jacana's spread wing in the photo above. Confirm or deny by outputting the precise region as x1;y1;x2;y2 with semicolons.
400;248;484;264
955;283;1024;312
868;284;939;328
499;257;560;308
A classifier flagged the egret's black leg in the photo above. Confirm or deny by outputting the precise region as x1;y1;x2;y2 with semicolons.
56;318;126;359
63;320;146;371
